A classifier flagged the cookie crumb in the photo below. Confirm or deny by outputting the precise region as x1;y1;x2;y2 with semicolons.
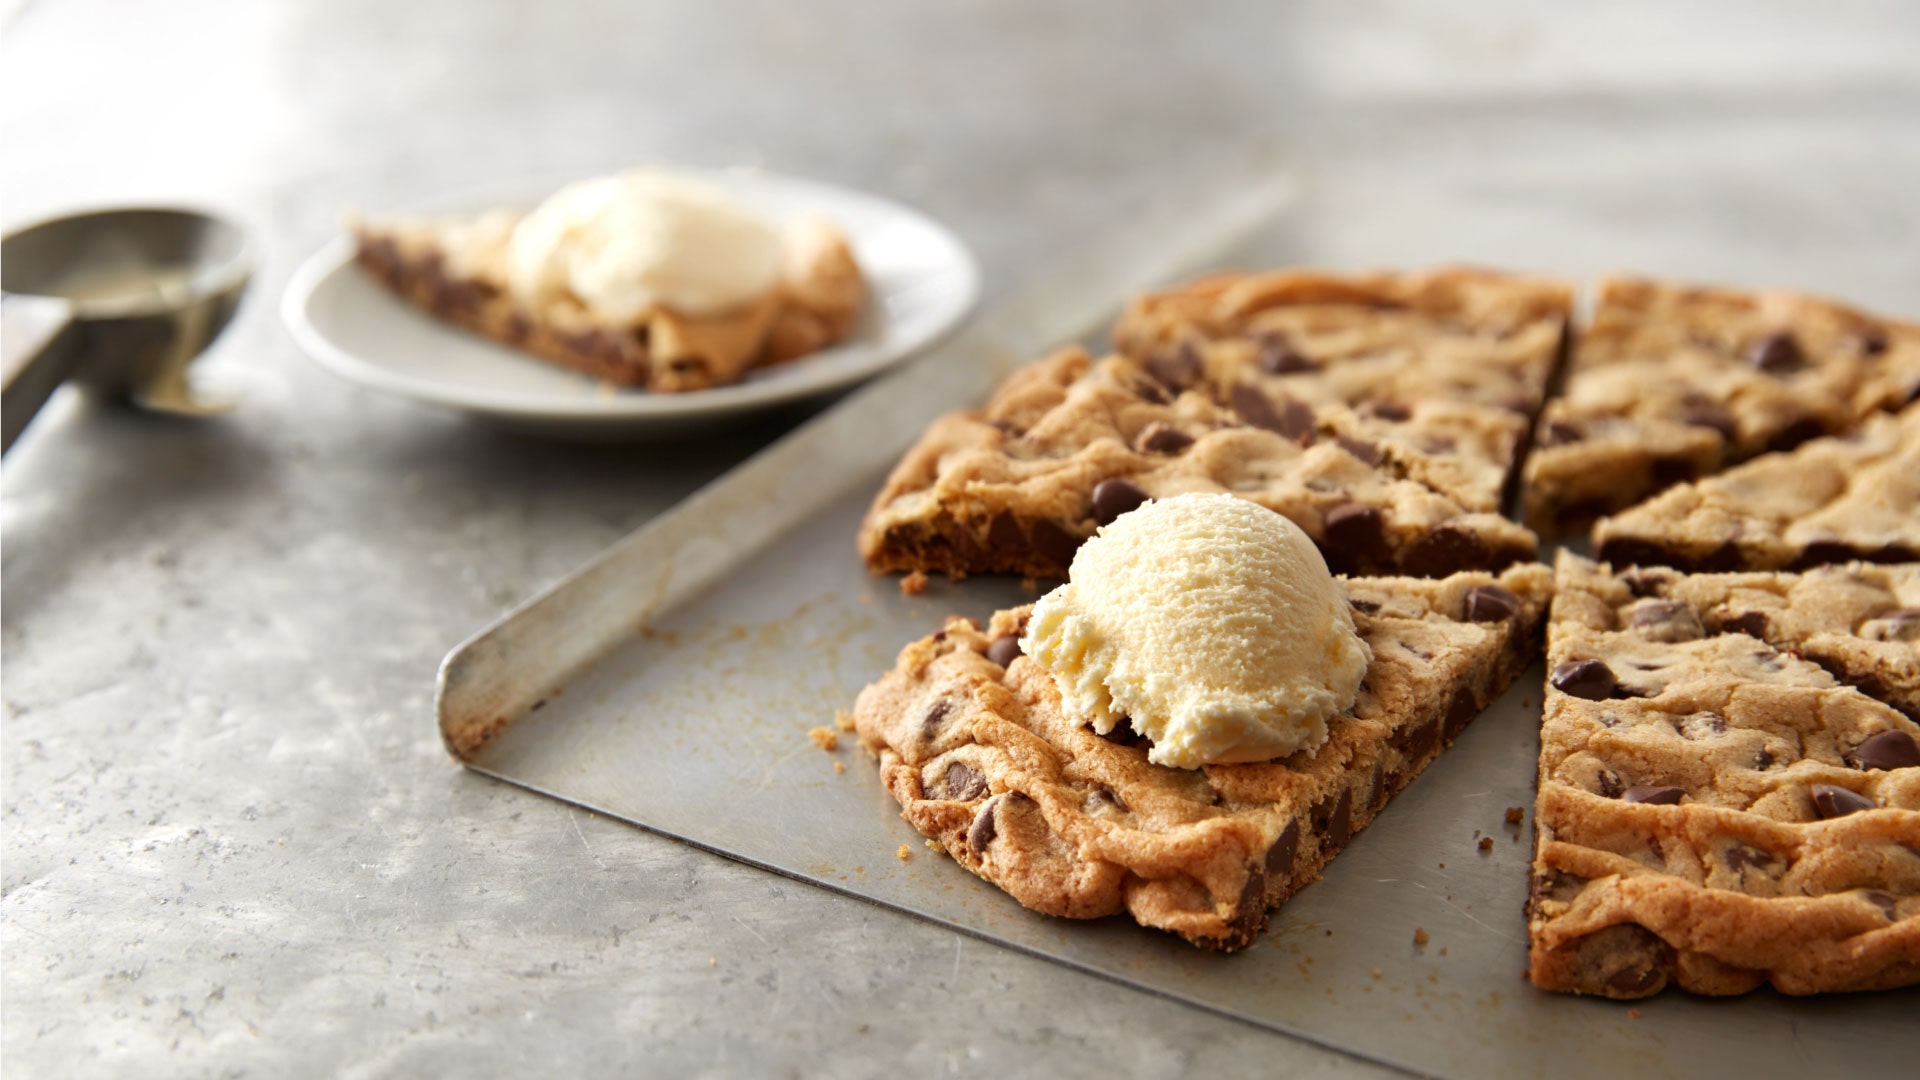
709;957;716;966
1437;862;1446;869
1478;837;1494;852
1439;947;1448;956
833;761;846;774
1505;805;1525;825
896;844;912;862
807;726;839;751
1628;1009;1642;1020
925;839;941;853
834;709;856;732
900;570;929;597
1413;928;1430;946
1371;968;1383;978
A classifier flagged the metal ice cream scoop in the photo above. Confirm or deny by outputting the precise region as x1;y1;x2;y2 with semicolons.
1;206;252;453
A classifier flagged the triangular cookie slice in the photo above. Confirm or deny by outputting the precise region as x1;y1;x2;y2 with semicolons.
850;563;1551;950
350;211;863;393
858;348;1539;580
1112;267;1573;514
1530;553;1920;998
1593;408;1919;572
1523;276;1920;535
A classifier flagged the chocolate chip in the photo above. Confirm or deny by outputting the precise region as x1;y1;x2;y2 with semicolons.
1748;332;1804;374
1725;845;1773;872
1754;748;1775;769
1539;420;1585;447
1596;769;1624;799
1678;400;1737;441
1271;394;1317;440
1765;417;1826;453
1349;597;1382;615
1091;478;1149;526
1620;569;1672;598
1865;891;1899;919
1443;685;1479;740
1229;383;1282;433
1257;332;1318;374
1628;600;1704;642
1327;790;1353;850
1811;784;1876;819
1267;821;1301;878
1398;718;1440;762
1605;964;1664;997
1848;730;1920;771
1030;519;1082;568
921;699;953;735
1552;659;1618;701
1401;525;1490;579
1622;785;1685;805
1365;400;1412;422
1649;457;1696;489
1132;378;1170;405
967;796;1001;849
1147;342;1202;389
1092;787;1128;813
1097;718;1149;748
1140;425;1193;455
1336;437;1380;465
1323;502;1388;567
986;635;1022;668
1460;585;1519;623
944;762;988;801
1856;326;1891;356
1863;608;1920;643
986;512;1024;555
1718;611;1770;640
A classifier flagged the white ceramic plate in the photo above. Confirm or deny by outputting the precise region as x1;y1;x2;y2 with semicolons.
281;169;980;438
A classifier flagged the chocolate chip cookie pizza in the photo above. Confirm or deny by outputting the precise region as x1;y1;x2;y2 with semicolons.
1523;276;1920;535
1111;267;1573;513
850;563;1551;950
857;347;1540;581
1593;407;1920;573
1529;552;1920;998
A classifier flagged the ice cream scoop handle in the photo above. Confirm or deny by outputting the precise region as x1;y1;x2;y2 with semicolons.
2;294;79;454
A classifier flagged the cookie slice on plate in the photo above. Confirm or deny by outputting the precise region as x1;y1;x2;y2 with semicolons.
1529;552;1920;998
1593;407;1920;572
1523;276;1920;535
350;203;864;393
849;563;1551;950
857;347;1539;580
1111;266;1573;513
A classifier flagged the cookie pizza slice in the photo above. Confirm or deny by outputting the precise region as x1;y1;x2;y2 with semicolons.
349;172;865;393
850;561;1550;950
1592;407;1920;573
858;347;1539;581
1523;276;1919;535
1529;552;1919;998
1112;266;1574;514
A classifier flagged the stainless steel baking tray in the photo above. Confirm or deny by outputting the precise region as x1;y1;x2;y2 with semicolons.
436;171;1918;1079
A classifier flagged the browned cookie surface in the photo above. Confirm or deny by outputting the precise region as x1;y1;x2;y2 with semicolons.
1530;552;1920;998
1524;277;1920;535
1111;266;1573;513
1593;408;1920;573
851;564;1551;950
857;348;1539;581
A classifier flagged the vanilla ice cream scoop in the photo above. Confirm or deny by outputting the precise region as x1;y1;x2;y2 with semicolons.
506;170;784;321
1022;493;1371;769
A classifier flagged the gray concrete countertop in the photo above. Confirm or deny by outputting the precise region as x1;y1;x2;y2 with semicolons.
5;2;1917;1076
